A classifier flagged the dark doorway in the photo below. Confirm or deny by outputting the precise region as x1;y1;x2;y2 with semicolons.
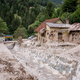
58;33;62;42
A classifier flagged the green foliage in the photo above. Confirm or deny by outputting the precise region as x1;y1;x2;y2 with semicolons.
61;12;71;21
29;0;48;6
36;13;46;22
28;21;41;31
49;0;64;4
28;21;41;36
52;13;57;18
45;1;54;19
70;8;80;24
36;13;42;21
61;0;78;13
57;0;80;24
39;15;46;22
0;0;80;37
14;27;27;38
52;8;58;18
77;0;80;8
0;0;44;35
12;14;21;33
0;17;8;34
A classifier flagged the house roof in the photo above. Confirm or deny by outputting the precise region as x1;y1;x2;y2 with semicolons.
35;17;64;32
46;23;71;28
70;23;80;31
39;27;46;33
5;35;13;37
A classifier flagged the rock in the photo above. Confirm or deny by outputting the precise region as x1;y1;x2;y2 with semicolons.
48;63;55;68
59;68;63;74
62;71;66;75
42;59;46;63
66;66;70;73
62;65;66;70
47;55;52;59
54;56;59;61
36;43;41;47
54;66;59;70
68;61;73;64
67;74;72;80
71;69;76;76
59;57;68;63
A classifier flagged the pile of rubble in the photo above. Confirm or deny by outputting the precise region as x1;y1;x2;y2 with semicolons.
8;38;80;80
0;43;38;80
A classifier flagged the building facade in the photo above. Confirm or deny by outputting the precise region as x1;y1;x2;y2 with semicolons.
35;18;80;44
69;23;80;44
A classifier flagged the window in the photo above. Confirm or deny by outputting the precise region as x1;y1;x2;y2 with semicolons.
41;33;45;37
47;33;49;35
51;34;53;37
58;33;62;36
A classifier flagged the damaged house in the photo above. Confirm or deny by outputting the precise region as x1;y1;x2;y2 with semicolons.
35;18;80;44
69;23;80;44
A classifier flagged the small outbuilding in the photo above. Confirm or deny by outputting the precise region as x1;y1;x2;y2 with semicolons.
4;35;13;41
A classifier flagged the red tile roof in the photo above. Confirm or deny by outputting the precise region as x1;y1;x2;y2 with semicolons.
35;17;63;32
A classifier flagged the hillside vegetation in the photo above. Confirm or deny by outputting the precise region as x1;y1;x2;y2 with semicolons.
0;0;80;38
49;0;64;4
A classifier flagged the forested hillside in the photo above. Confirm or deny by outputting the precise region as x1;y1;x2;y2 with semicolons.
0;0;80;38
49;0;64;4
0;0;48;36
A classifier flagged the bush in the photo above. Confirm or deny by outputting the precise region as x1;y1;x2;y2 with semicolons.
14;27;28;38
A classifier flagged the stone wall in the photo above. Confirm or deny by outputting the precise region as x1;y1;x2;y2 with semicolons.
49;56;78;80
13;45;80;80
30;52;80;80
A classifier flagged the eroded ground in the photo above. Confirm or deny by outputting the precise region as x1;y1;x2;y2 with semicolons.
0;43;38;80
2;38;80;80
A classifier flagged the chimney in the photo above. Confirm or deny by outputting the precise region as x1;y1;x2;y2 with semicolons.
66;19;69;24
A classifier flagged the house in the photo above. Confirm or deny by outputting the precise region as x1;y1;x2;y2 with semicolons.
69;23;80;44
46;23;71;42
35;17;72;43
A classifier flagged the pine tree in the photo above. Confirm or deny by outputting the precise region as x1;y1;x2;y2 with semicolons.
45;1;54;19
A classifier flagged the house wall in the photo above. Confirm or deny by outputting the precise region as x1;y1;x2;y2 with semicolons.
53;31;58;41
62;31;69;42
38;32;46;43
38;19;67;43
46;25;51;31
46;25;59;42
38;32;40;41
55;19;63;23
69;31;80;44
46;25;69;42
